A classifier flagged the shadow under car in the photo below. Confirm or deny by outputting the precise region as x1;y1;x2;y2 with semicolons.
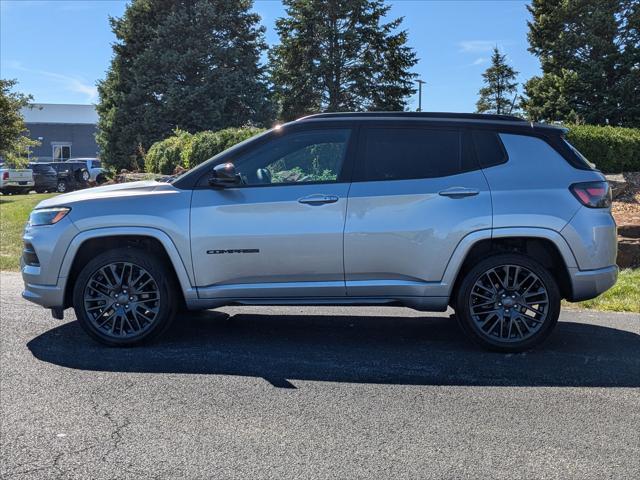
27;310;640;389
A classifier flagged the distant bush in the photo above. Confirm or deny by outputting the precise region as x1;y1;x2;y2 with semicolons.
566;125;640;174
144;129;192;174
144;127;264;173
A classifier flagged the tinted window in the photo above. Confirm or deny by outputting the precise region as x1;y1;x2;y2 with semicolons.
472;130;507;168
359;128;466;181
234;129;351;186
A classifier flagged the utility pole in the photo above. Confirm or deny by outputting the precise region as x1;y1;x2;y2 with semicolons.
416;79;426;112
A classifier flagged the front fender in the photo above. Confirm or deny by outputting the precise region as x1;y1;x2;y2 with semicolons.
57;226;197;302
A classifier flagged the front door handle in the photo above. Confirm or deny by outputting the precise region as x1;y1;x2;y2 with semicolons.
298;194;339;205
438;187;479;198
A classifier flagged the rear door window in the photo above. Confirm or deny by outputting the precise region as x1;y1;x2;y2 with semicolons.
356;127;472;181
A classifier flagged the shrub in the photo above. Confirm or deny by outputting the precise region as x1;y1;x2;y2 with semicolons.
144;129;192;174
565;125;640;173
183;127;265;169
144;127;264;173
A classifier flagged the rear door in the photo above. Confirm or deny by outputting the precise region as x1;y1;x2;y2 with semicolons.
344;123;492;297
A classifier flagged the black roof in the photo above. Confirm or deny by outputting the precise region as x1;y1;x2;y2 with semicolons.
296;111;566;133
301;111;525;122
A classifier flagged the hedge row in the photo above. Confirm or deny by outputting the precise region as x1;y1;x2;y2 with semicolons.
144;124;640;175
565;125;640;174
144;127;265;174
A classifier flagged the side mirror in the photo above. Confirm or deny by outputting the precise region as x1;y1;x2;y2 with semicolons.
209;162;241;187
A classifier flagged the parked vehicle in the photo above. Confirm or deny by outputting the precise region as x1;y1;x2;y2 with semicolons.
28;163;58;193
21;112;618;351
66;158;106;183
0;163;34;194
48;162;90;193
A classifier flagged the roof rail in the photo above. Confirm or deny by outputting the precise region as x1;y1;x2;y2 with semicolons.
299;111;527;122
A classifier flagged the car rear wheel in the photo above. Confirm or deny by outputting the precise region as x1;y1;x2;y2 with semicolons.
57;179;68;193
455;253;561;352
72;247;177;346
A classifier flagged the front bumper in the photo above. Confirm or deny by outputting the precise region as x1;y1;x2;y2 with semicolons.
22;275;66;308
567;265;618;302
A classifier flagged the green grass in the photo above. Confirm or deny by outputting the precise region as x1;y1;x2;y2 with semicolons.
569;269;640;313
0;193;638;313
0;193;57;270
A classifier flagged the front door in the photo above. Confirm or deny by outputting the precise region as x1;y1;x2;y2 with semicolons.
191;127;354;300
344;124;492;297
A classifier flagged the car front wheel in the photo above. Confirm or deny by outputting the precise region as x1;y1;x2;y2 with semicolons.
455;253;561;352
72;247;177;346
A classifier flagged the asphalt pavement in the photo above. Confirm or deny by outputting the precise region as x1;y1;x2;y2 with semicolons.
1;271;639;479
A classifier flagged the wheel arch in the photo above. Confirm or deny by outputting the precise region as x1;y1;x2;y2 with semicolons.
60;228;196;309
445;228;577;302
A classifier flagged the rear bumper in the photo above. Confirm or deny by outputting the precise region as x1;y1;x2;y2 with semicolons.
567;265;618;302
1;181;34;189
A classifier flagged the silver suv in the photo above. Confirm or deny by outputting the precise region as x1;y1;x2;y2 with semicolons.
21;113;618;351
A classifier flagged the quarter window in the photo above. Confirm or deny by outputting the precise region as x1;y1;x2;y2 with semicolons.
472;130;508;168
358;128;466;181
233;129;351;186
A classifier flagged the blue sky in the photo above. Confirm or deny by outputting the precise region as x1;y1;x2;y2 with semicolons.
0;0;540;112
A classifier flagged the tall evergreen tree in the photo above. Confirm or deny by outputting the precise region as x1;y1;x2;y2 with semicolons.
97;0;273;170
523;0;640;126
269;0;418;121
476;47;519;115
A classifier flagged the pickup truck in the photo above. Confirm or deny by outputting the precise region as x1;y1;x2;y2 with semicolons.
0;164;34;194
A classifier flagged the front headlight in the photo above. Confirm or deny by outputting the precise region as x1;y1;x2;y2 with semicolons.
29;207;71;226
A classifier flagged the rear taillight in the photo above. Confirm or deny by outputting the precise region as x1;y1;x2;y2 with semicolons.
570;181;612;208
2;171;8;180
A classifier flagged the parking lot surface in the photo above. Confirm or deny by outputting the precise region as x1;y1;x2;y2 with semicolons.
1;271;639;479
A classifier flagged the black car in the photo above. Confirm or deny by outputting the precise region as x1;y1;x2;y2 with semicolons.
28;163;58;193
47;162;90;193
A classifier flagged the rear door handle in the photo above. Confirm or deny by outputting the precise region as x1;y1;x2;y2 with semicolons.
438;187;479;198
298;194;339;205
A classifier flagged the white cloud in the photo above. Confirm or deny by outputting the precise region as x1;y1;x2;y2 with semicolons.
458;40;496;53
8;61;98;102
471;57;488;66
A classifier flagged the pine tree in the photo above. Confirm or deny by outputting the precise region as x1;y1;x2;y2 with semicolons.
523;0;639;126
269;0;418;121
97;0;273;170
476;47;519;115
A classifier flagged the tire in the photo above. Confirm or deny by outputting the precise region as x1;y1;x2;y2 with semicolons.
72;247;178;346
80;169;90;182
57;179;68;193
455;253;561;352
